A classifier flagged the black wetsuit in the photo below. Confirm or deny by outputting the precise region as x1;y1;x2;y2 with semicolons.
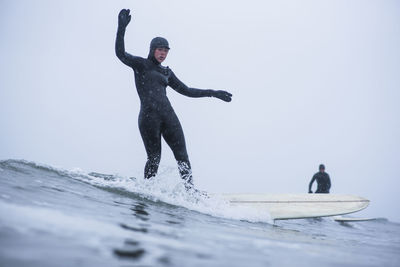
115;12;231;186
308;172;331;193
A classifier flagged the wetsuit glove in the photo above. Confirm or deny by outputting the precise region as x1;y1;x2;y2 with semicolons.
118;9;131;28
211;90;232;102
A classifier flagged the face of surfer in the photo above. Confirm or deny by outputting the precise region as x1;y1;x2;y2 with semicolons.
154;47;169;63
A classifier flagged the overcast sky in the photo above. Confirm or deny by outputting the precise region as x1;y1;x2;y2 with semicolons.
1;0;399;222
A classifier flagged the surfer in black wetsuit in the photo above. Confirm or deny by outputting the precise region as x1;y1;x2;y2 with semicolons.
308;164;331;193
115;9;232;189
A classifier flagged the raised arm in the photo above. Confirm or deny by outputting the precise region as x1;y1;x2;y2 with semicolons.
168;71;232;102
115;9;143;68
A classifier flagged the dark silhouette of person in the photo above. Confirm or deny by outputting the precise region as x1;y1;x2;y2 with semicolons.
308;164;331;193
115;9;232;189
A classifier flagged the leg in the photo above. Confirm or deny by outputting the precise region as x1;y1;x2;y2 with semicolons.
161;112;193;186
144;155;161;179
177;160;193;187
138;111;162;179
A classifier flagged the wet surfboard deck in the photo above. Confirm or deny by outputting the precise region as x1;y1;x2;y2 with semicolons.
218;194;370;221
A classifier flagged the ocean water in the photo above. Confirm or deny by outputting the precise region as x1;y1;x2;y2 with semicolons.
0;159;399;267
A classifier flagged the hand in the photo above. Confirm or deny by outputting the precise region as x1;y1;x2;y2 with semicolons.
118;9;132;28
212;90;232;102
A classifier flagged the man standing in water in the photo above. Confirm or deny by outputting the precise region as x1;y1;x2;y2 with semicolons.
115;9;232;189
308;164;331;193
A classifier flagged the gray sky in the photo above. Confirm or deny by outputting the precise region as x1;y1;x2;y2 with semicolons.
1;0;399;222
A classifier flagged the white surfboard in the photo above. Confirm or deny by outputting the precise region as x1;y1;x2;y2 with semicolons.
218;194;369;220
333;216;376;222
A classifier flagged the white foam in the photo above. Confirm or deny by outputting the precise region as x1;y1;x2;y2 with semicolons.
69;166;273;224
2;160;272;224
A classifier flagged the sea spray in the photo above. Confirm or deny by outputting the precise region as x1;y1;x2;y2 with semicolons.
4;159;272;223
79;166;274;224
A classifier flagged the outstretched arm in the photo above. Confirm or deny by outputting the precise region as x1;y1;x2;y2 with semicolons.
115;9;143;68
168;71;232;102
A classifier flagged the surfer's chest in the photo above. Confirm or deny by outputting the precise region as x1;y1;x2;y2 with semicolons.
144;66;170;86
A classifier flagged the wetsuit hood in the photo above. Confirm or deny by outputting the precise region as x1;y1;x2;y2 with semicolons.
148;37;170;65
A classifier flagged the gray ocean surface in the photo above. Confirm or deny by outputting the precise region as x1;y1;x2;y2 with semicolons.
0;159;399;267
